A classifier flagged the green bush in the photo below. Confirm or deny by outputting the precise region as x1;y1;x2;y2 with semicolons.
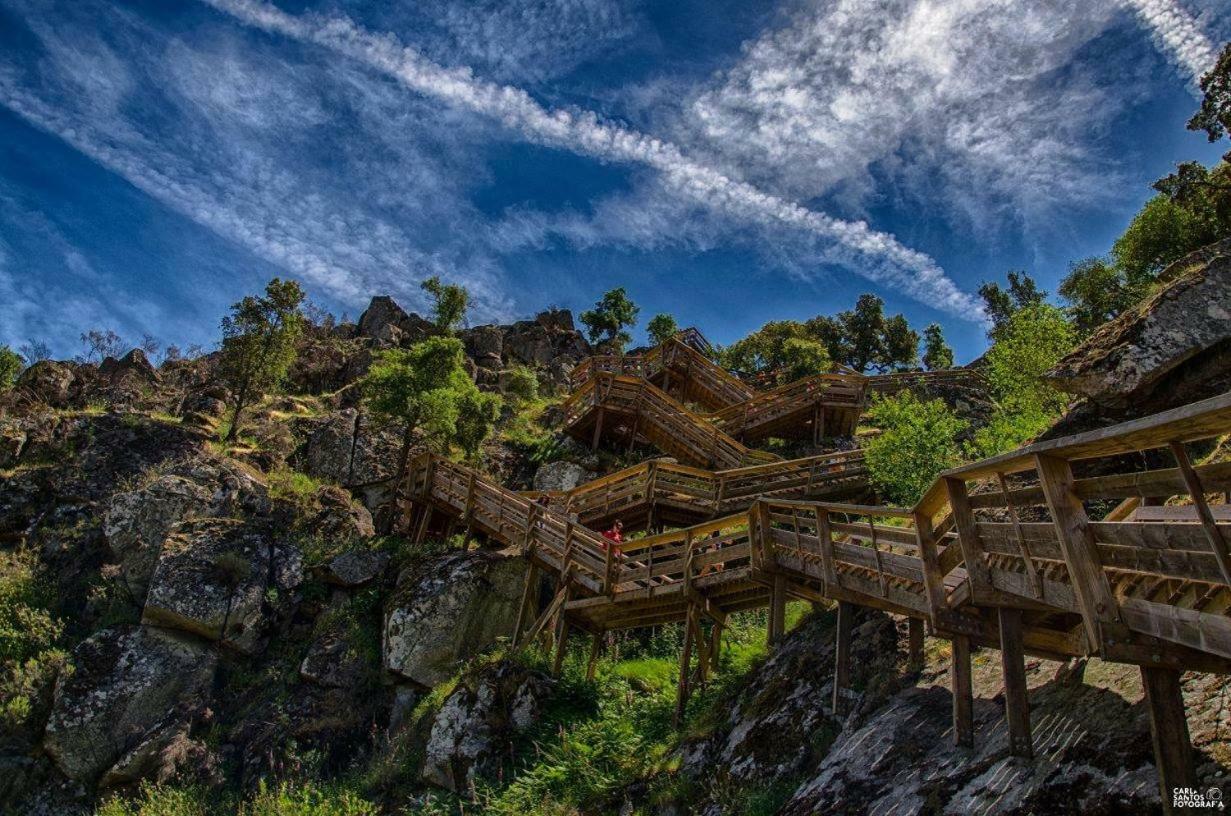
864;392;967;506
0;345;22;390
96;784;215;816
503;365;539;405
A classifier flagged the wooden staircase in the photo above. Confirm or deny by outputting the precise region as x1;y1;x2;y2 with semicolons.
400;391;1231;811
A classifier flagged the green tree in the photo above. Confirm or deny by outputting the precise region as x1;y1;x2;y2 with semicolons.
1058;257;1135;336
977;271;1046;338
580;288;640;352
218;278;306;443
456;390;503;460
838;294;886;372
646;313;680;346
363;336;480;480
502;365;539;406
973;303;1076;457
776;337;831;384
0;346;22;390
921;324;954;370
721;320;809;373
1188;41;1231;144
881;314;919;371
420;276;470;334
1112;195;1222;288
864;392;967;506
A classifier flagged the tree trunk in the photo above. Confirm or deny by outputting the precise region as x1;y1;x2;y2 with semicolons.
226;381;250;443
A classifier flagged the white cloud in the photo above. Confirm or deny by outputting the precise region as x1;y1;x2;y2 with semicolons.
675;0;1138;242
1122;0;1219;84
0;6;515;324
199;0;986;320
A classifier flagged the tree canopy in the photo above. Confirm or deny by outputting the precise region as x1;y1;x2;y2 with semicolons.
0;346;22;390
864;392;967;506
218;278;306;442
921;324;954;370
646;313;680;347
580;288;639;352
363;336;498;474
420;276;470;334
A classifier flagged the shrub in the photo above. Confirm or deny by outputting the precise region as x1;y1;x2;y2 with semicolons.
864;392;967;506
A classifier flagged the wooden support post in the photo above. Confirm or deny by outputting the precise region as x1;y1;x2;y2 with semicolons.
768;573;787;645
1141;666;1196;815
833;601;854;716
1035;454;1122;652
414;506;433;544
907;617;925;667
512;562;540;647
552;612;571;676
998;607;1033;759
586;632;602;681
674;606;697;728
951;634;974;748
591;407;605;451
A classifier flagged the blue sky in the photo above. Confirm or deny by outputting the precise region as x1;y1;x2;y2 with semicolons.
1;0;1229;363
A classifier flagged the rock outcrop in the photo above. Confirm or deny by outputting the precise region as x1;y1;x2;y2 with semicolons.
42;626;216;785
383;549;526;687
420;658;553;794
141;518;302;653
103;457;270;602
1047;238;1231;413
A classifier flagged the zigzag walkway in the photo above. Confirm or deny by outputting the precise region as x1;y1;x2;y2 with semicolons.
563;339;867;468
400;391;1231;814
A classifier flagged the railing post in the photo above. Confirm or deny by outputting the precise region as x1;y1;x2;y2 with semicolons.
1142;665;1196;815
943;477;995;601
1034;454;1122;653
998;607;1033;758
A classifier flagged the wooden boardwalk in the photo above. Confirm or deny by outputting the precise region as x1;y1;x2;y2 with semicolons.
564;338;866;467
399;337;1231;813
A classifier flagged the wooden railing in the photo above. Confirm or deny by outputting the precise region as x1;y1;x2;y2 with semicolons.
405;391;1231;807
569;337;754;409
526;449;868;527
866;368;988;394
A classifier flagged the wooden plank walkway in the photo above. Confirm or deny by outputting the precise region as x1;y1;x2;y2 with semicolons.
563;337;867;467
400;387;1231;813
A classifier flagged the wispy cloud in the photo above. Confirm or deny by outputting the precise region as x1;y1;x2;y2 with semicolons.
0;4;515;324
671;0;1140;244
1122;0;1219;84
199;0;985;320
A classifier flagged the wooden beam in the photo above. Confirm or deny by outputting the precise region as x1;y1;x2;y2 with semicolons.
833;601;854;716
591;407;605;451
943;477;996;598
586;632;602;681
1035;454;1122;653
908;616;925;667
951;634;974;749
512;562;540;646
1141;666;1196;816
674;605;697;727
551;607;571;676
769;573;787;645
998;607;1033;759
1169;441;1231;586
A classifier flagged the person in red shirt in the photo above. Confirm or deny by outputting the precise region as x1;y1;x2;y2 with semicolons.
602;520;624;552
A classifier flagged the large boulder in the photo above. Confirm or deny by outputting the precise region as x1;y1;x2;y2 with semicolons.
780;680;1159;815
356;296;434;348
98;349;160;385
103;458;270;602
141;518;302;653
420;658;553;793
42;626;216;785
532;460;596;493
680;608;903;789
16;361;81;408
383;549;526;687
297;409;402;487
464;325;505;370
1047;239;1231;411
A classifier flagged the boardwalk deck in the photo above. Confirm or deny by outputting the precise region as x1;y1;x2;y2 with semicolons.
401;335;1231;815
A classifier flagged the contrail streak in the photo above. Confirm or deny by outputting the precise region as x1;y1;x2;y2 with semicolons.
199;0;986;320
1122;0;1219;85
